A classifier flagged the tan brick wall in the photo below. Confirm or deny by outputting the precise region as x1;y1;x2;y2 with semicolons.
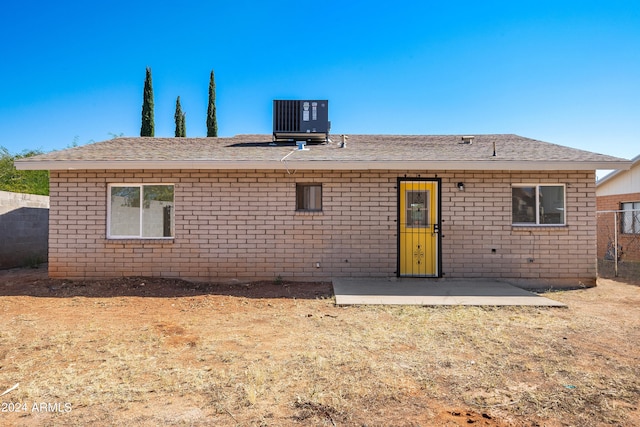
596;192;640;262
443;171;596;284
48;169;597;284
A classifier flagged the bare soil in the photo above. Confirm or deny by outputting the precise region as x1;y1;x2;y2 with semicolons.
0;265;638;426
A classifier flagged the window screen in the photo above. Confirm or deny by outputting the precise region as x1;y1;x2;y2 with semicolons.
109;184;174;238
296;184;322;211
512;185;565;225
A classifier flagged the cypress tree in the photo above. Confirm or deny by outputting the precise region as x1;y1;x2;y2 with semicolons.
140;67;155;137
206;70;218;137
174;96;185;137
181;112;187;137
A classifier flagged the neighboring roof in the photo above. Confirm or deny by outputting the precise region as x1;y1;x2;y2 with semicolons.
596;153;640;187
15;134;631;171
596;153;640;197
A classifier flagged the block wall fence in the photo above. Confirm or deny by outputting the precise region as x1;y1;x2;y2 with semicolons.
0;190;49;269
48;169;596;285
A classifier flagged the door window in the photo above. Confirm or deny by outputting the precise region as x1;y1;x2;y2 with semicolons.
406;190;429;227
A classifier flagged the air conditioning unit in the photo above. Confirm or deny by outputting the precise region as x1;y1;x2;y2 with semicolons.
273;100;330;143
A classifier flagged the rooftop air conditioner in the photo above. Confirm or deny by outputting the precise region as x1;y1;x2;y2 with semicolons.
273;100;330;143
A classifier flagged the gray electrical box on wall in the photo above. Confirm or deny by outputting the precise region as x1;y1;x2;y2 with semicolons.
273;100;330;143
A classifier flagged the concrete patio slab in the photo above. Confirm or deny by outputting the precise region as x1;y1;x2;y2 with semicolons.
332;278;567;306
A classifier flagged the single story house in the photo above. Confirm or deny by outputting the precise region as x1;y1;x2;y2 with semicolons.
596;154;640;262
15;134;630;287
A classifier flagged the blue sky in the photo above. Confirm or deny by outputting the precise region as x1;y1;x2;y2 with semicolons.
1;1;638;172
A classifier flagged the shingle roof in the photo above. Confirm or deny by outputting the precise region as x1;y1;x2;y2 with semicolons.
15;134;631;171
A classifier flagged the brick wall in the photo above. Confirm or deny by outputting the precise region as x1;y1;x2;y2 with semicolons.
596;192;640;262
48;169;596;285
443;171;596;286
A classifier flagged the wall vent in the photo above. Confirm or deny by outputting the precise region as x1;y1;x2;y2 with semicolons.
273;100;330;143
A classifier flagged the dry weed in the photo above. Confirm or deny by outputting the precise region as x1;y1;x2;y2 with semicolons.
0;278;638;426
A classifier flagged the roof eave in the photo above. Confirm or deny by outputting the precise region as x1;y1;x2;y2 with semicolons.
596;154;640;187
15;159;633;171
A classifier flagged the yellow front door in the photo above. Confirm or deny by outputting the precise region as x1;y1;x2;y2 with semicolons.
399;180;439;277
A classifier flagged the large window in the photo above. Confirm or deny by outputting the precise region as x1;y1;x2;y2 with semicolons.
108;184;174;238
512;184;565;225
621;202;640;234
296;183;322;212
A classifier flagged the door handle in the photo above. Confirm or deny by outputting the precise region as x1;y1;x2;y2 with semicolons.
433;223;439;234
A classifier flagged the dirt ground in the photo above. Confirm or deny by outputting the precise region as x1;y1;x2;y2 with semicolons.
0;265;638;426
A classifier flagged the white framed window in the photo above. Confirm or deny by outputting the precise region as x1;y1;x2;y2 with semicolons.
512;184;565;226
296;183;322;212
108;184;174;238
621;202;640;234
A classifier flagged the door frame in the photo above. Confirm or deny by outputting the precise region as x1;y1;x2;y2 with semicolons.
397;177;442;278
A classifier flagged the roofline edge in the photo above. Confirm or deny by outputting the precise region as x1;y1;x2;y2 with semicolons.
596;154;640;187
14;159;633;171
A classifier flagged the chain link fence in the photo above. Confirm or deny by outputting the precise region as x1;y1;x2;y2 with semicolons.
597;209;640;281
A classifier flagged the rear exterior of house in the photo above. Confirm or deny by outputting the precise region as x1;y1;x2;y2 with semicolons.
596;155;640;262
17;135;630;287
